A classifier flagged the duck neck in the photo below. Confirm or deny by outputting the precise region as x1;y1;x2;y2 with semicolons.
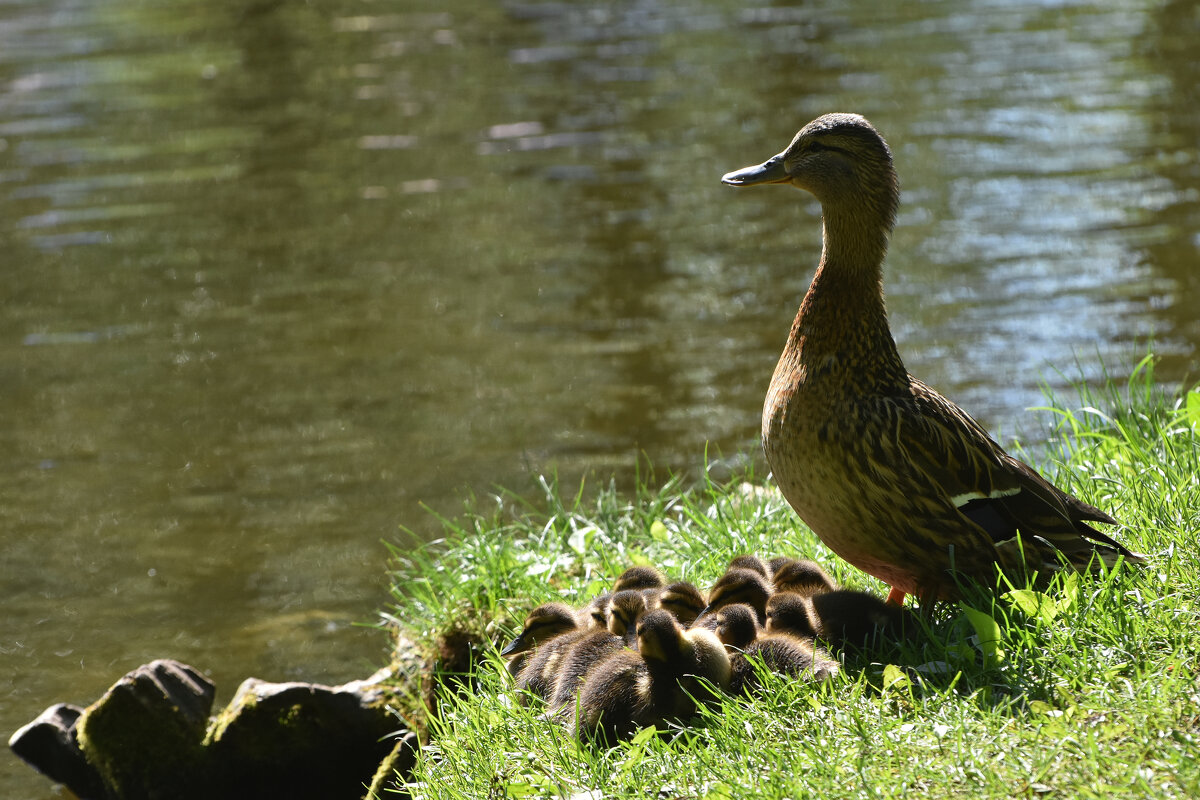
786;205;908;389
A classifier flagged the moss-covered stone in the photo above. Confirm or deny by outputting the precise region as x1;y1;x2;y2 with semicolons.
75;660;215;800
204;669;401;798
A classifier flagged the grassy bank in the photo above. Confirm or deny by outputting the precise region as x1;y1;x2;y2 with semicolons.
380;361;1199;799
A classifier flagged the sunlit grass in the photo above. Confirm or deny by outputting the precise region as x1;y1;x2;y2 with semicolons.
379;363;1200;799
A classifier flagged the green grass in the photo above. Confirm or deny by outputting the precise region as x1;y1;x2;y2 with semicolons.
379;361;1200;799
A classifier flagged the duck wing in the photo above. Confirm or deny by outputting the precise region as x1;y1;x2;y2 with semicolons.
869;378;1141;572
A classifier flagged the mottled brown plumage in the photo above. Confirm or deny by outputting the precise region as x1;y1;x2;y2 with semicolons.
722;112;1144;604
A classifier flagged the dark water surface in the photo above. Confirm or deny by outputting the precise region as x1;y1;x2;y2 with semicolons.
3;0;1197;793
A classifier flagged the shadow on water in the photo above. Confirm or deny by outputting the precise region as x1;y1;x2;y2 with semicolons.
1;0;1197;795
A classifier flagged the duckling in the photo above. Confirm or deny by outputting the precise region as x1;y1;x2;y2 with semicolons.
565;648;652;744
501;602;579;678
727;554;770;578
673;624;732;719
709;599;834;694
612;565;666;593
766;555;796;577
568;609;730;744
606;589;648;647
732;633;839;695
647;581;706;627
712;603;761;651
721;113;1143;604
772;559;837;597
513;630;584;702
764;591;817;639
808;589;916;649
576;593;611;630
696;567;773;626
547;628;626;710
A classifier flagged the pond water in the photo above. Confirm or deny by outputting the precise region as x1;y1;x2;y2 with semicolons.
2;0;1197;794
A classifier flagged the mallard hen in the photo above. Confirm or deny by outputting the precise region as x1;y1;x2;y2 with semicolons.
721;113;1144;604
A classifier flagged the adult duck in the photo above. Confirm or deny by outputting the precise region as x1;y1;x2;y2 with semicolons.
721;113;1144;606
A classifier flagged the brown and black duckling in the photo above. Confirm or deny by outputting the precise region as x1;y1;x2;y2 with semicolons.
732;633;839;695
712;599;836;694
568;609;730;745
513;629;588;703
727;554;771;578
711;603;761;652
807;589;917;649
606;589;649;647
766;555;796;577
771;559;837;597
696;567;773;625
547;628;626;710
576;593;611;630
721;113;1144;605
612;565;666;593
501;602;579;677
647;580;706;627
763;591;817;639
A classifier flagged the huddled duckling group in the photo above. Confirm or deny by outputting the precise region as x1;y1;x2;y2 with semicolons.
500;555;916;744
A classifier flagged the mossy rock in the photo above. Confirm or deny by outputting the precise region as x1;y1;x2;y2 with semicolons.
75;660;215;800
204;673;402;798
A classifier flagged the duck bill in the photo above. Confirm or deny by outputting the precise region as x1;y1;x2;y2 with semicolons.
721;153;789;186
499;635;525;657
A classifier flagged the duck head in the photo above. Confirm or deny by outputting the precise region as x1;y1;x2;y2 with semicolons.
721;113;899;233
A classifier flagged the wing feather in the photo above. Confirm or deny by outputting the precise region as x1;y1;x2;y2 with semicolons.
869;378;1140;567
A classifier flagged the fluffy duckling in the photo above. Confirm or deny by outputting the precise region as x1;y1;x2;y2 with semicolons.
606;589;649;647
807;589;916;649
513;629;590;703
710;599;836;694
732;633;839;695
767;555;796;577
547;628;626;710
576;593;611;630
568;609;730;744
647;581;706;627
501;602;579;678
612;565;666;593
727;554;770;578
772;559;837;597
565;647;651;744
712;603;761;651
696;567;773;626
673;624;732;719
764;591;817;639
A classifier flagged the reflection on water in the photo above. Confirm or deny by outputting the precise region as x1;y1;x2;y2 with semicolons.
2;0;1197;793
